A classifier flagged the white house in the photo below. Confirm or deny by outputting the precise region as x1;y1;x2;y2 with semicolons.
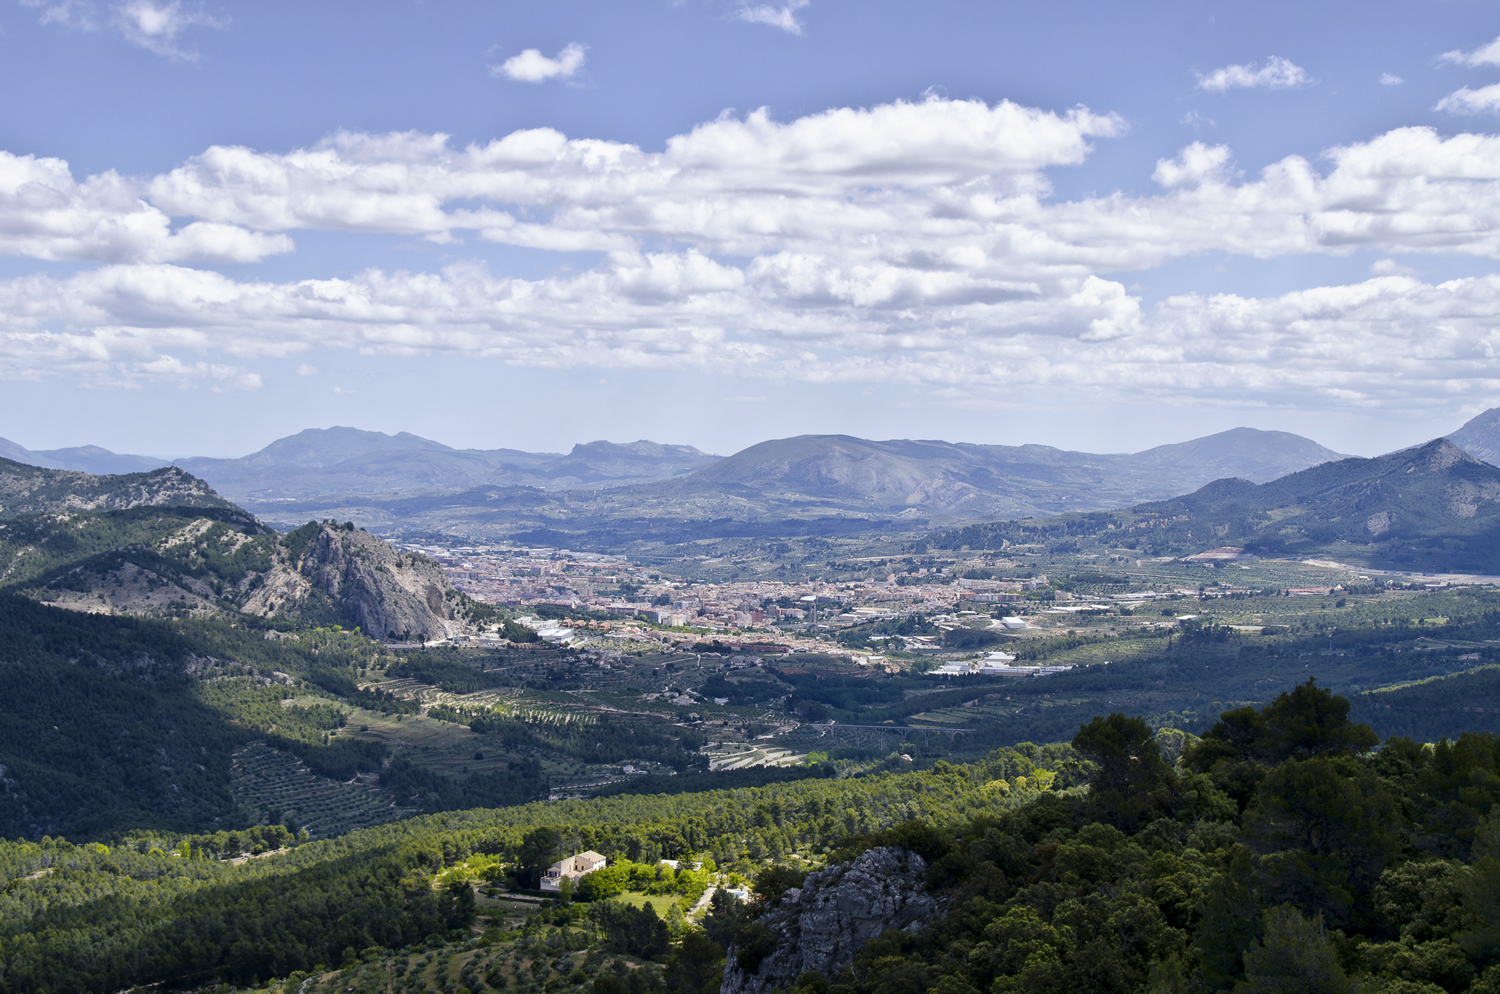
541;850;607;891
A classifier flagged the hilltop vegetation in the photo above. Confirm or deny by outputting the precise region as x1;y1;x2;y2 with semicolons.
0;460;234;519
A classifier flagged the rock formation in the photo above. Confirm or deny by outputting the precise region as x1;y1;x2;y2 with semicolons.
721;848;938;994
0;456;479;638
239;521;472;640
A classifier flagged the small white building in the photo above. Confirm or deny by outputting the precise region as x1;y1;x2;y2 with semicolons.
541;851;607;891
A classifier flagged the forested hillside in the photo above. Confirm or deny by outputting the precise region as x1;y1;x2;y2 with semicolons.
5;686;1500;994
0;743;1067;991
0;595;539;840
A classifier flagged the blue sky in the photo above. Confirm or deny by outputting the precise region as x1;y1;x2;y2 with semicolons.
4;0;1500;458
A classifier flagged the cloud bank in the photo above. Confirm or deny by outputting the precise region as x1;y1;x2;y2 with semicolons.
0;95;1499;416
2;260;1497;414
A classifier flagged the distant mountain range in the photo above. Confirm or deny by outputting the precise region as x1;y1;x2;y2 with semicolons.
694;428;1348;516
191;426;1355;546
12;408;1500;551
0;423;1354;542
0;427;722;494
172;427;722;500
931;437;1500;573
0;437;169;475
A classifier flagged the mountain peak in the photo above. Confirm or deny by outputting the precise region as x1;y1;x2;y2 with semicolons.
1447;407;1500;467
244;427;455;468
566;439;711;459
1413;436;1479;470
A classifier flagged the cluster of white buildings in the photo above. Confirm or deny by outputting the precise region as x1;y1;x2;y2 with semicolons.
406;543;1120;678
930;652;1075;678
404;541;1026;637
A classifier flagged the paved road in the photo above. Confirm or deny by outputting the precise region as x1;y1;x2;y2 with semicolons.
690;884;718;918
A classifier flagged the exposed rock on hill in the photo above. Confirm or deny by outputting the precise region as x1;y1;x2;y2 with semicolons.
722;848;938;994
240;521;472;640
0;459;479;637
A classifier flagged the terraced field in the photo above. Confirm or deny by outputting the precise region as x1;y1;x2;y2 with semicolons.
705;742;804;770
230;742;415;839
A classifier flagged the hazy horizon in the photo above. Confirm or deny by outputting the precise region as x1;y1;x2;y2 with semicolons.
0;419;1377;465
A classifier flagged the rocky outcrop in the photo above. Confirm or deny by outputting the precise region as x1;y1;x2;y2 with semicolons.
240;522;471;640
722;848;938;994
0;458;477;637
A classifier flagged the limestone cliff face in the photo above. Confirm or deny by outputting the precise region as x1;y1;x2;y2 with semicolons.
0;458;479;637
721;848;938;994
239;522;471;640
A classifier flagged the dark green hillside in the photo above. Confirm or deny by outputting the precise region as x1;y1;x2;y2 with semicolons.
1349;665;1500;741
0;595;237;839
931;438;1500;572
0;595;541;841
0;504;271;593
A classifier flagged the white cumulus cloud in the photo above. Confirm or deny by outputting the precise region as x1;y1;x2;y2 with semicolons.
141;99;1123;263
491;43;587;83
0;150;291;262
1440;34;1500;67
1380;73;1404;86
736;0;809;35
1436;83;1500;114
17;99;1500;279
1196;56;1311;92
